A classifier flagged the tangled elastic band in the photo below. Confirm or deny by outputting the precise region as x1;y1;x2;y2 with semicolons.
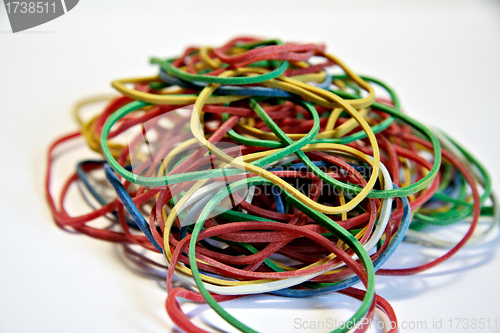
46;37;498;333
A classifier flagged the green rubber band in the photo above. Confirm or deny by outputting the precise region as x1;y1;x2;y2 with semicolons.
101;99;321;188
249;96;382;207
188;177;375;333
150;57;289;86
412;130;492;225
222;75;400;148
101;96;441;200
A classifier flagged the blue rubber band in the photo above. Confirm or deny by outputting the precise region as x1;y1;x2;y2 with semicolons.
271;184;411;297
158;69;332;98
104;163;163;252
271;186;285;214
76;160;139;228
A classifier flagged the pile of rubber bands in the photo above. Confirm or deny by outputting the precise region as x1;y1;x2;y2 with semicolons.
45;37;498;333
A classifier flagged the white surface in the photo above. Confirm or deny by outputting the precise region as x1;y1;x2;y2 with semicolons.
1;1;500;332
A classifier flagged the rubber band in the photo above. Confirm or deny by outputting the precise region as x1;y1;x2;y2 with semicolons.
44;36;498;333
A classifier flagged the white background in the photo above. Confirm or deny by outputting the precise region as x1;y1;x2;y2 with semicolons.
1;1;500;332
